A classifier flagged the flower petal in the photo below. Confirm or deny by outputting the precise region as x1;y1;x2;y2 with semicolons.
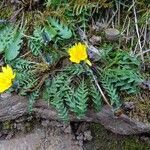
0;65;15;93
68;42;90;65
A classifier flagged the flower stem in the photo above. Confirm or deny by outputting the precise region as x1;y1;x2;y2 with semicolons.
85;59;92;66
90;69;111;107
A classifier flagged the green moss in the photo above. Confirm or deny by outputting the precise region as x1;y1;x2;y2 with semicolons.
3;120;13;130
123;138;149;150
0;5;13;19
25;122;34;133
84;123;150;150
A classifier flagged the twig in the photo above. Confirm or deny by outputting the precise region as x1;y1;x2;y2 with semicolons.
20;11;25;29
19;51;31;58
133;42;139;55
141;24;147;49
121;15;128;34
126;18;130;44
106;10;118;28
9;7;24;22
78;28;111;107
132;0;144;62
22;33;37;40
90;70;111;107
136;49;150;57
130;36;134;52
0;0;5;9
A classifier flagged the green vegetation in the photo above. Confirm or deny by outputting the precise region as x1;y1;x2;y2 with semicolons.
0;0;149;121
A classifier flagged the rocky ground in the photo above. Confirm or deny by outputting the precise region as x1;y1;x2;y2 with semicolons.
0;117;150;150
0;93;150;150
0;123;82;150
0;118;83;150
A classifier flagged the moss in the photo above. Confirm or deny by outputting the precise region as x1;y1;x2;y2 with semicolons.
123;90;150;124
84;123;150;150
123;138;149;150
2;120;13;130
0;5;13;19
25;122;34;133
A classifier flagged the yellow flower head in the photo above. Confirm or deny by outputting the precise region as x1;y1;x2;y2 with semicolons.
68;42;92;66
0;65;16;93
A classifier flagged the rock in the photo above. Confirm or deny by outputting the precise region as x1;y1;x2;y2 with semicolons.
27;116;33;121
140;80;150;90
105;28;120;41
140;136;150;144
16;123;25;132
0;93;12;99
15;117;26;123
76;134;84;141
88;45;100;61
84;123;150;150
94;106;150;135
64;125;72;134
41;119;50;127
76;134;84;147
89;35;101;45
5;132;14;140
0;95;150;135
0;126;83;150
83;130;92;141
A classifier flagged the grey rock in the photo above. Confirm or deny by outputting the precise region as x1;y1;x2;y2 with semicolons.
140;136;150;144
0;95;150;135
83;130;92;141
89;35;101;45
88;45;100;61
64;125;72;134
77;134;84;141
105;28;120;41
0;93;12;99
16;123;25;132
15;117;25;123
0;126;83;150
41;120;50;127
5;132;14;140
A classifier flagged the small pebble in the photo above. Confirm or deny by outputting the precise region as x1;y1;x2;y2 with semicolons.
89;35;101;45
105;28;120;41
64;125;71;134
41;120;50;127
1;93;12;99
83;130;93;141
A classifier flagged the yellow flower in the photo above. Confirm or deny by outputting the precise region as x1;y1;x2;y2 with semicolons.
0;65;16;93
68;42;92;66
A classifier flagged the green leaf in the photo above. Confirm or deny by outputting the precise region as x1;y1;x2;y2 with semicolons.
90;83;102;112
28;26;43;56
71;81;88;118
28;89;40;112
48;18;72;39
0;25;24;60
44;25;57;41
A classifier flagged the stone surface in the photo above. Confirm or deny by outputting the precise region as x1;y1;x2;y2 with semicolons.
89;35;101;45
105;28;120;41
0;126;82;150
0;95;150;135
83;130;92;141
